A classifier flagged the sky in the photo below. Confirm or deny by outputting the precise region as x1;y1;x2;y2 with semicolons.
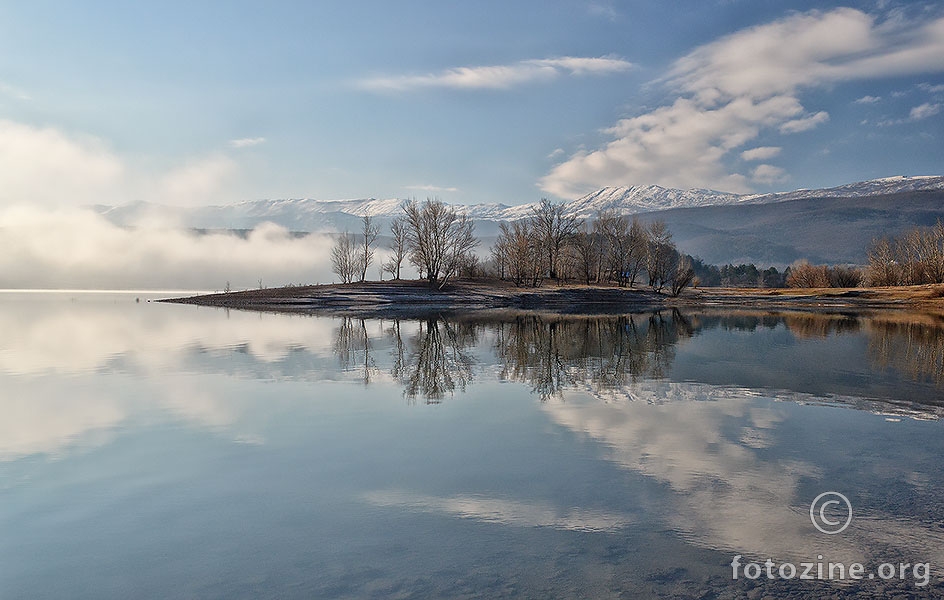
0;0;943;210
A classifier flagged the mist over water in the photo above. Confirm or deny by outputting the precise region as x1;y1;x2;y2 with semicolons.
0;205;342;289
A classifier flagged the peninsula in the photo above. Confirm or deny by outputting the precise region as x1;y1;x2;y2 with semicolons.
161;280;944;318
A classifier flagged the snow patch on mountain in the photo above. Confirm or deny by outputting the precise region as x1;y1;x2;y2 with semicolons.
95;175;944;232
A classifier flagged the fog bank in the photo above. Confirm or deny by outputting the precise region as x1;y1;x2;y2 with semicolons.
0;206;342;290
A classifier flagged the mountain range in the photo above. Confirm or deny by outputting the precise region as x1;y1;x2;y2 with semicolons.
94;175;944;267
95;175;944;230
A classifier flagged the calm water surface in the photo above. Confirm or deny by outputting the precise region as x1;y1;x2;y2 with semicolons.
2;292;944;599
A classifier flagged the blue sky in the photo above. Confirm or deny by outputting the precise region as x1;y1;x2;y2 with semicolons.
0;0;943;207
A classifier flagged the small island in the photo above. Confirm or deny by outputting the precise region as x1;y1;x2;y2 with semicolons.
164;199;944;318
162;279;944;318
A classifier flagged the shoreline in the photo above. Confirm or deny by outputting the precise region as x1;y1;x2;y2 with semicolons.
159;279;944;317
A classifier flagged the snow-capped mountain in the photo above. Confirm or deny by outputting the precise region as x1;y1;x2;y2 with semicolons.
95;175;944;232
740;175;944;204
563;175;944;217
562;185;742;218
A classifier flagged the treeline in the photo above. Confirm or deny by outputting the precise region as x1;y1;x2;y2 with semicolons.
866;222;944;286
330;200;944;292
332;198;698;296
490;200;695;295
688;260;789;288
772;221;944;289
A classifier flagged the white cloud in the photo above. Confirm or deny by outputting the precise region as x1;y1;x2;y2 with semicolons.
541;9;944;197
0;120;125;206
229;137;266;148
910;102;942;120
405;184;458;193
667;9;944;98
779;111;830;133
740;146;781;161
919;83;944;93
751;164;788;185
854;95;882;104
878;101;943;126
358;56;632;92
0;119;249;208
547;147;565;160
542;94;802;195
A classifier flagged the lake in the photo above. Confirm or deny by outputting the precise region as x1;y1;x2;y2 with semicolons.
2;291;943;599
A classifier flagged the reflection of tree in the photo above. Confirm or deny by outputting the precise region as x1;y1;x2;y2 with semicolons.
494;310;692;400
494;316;572;400
705;311;944;390
867;318;944;386
697;312;862;338
387;319;406;382
333;317;376;383
334;310;944;403
784;313;861;339
388;318;478;403
699;312;862;337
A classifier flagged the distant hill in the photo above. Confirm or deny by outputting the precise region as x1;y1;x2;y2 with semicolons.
640;190;944;266
92;175;944;266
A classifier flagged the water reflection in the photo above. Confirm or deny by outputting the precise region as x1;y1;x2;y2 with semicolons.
4;296;944;408
325;310;944;409
334;316;377;383
699;311;864;338
363;489;635;533
333;311;693;402
867;316;944;385
493;312;690;400
5;296;944;598
399;319;477;402
542;391;944;584
3;299;944;452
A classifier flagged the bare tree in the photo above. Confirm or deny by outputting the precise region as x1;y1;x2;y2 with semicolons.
866;221;944;286
529;198;580;281
866;237;901;286
570;222;601;285
496;221;541;286
786;260;830;288
382;216;408;280
913;221;944;284
669;255;696;297
490;234;509;280
592;212;649;287
358;213;380;282
828;265;863;288
626;217;649;287
597;210;630;285
330;232;359;284
646;220;675;291
404;199;479;288
458;253;485;278
592;216;610;283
